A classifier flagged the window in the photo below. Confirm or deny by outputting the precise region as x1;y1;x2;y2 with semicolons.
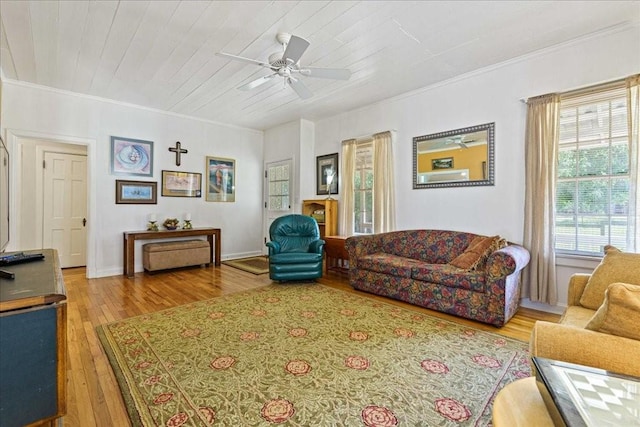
354;143;373;234
555;84;632;255
341;131;395;235
266;161;290;211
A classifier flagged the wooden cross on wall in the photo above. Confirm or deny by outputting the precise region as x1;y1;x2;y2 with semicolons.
169;141;188;166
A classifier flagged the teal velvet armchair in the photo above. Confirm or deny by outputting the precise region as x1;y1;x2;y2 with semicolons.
266;214;325;281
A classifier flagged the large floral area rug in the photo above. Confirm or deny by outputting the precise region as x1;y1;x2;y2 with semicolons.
97;284;530;426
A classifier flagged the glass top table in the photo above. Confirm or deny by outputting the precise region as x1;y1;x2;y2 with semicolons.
532;357;640;427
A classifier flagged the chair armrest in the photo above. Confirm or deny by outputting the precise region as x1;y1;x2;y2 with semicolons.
485;244;530;278
567;274;591;306
266;241;281;256
530;321;640;377
309;239;325;254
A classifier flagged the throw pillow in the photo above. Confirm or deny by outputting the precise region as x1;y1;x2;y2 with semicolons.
585;282;640;341
450;235;502;270
579;245;640;310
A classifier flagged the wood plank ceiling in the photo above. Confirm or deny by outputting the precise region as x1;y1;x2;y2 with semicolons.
1;1;639;130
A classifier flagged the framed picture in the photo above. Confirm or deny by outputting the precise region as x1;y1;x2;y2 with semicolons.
110;136;153;176
206;156;236;202
432;157;454;170
161;170;202;197
316;153;339;195
115;180;157;204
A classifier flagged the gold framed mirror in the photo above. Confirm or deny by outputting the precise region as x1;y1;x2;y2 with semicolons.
413;122;495;189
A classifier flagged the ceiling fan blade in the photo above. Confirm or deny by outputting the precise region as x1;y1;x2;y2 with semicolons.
287;77;313;100
283;35;310;65
238;74;276;91
299;67;351;80
216;52;272;68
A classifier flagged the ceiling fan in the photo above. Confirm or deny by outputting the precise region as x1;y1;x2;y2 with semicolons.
216;33;352;100
445;136;475;149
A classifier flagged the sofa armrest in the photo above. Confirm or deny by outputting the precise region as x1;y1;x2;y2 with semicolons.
485;244;530;278
567;273;591;307
345;235;383;268
530;321;640;377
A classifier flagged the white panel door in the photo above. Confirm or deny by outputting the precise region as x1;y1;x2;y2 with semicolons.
43;152;87;267
263;159;293;251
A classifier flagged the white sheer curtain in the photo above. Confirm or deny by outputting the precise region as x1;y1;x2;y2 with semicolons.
372;131;396;233
627;74;640;251
523;93;560;305
339;138;357;236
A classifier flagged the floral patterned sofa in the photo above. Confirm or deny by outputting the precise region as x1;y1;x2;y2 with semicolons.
345;230;530;327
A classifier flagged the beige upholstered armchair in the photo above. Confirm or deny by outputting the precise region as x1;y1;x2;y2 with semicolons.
530;272;640;377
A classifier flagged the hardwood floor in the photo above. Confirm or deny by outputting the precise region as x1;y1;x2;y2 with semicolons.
61;265;560;427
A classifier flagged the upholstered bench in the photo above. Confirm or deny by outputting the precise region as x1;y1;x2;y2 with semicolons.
143;239;210;272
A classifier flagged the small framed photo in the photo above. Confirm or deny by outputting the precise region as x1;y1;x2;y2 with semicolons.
115;180;157;204
206;156;236;202
161;170;202;197
316;153;338;195
110;136;153;176
432;157;454;170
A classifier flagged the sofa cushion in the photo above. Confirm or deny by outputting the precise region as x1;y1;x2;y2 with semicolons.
558;305;595;328
379;230;477;263
580;245;640;310
412;263;486;292
585;282;640;341
357;253;416;278
449;235;506;270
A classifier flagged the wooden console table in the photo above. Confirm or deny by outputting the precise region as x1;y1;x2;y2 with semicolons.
0;249;67;427
123;227;221;278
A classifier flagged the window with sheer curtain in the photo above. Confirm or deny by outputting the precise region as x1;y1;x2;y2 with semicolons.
340;131;396;236
524;75;638;304
555;83;635;255
354;143;373;234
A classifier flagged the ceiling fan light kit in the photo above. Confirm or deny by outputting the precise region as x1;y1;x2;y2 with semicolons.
216;32;352;99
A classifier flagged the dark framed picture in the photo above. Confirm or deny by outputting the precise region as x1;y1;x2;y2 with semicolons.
161;170;202;197
115;180;157;204
110;136;153;176
206;156;236;202
432;157;454;170
316;153;338;195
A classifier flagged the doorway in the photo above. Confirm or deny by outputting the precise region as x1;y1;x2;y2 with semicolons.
15;136;88;268
264;159;293;251
42;151;87;267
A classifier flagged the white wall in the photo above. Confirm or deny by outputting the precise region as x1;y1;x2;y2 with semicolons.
312;24;640;310
2;82;264;277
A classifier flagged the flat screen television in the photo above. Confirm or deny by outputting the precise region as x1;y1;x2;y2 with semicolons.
0;136;8;252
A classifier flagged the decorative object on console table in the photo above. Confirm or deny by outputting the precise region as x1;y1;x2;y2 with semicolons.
163;218;179;230
206;156;236;202
316;153;338;195
110;136;153;177
147;213;158;231
0;249;67;427
302;199;338;239
183;213;192;229
161;170;201;197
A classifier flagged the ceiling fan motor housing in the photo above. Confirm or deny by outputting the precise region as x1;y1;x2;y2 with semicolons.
269;52;289;68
